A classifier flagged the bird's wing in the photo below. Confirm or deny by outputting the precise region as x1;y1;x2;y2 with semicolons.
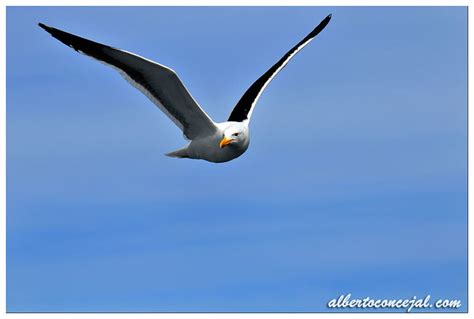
227;14;332;123
39;23;217;140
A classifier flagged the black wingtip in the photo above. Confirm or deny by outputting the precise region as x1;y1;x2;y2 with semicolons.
307;13;332;38
320;13;332;27
323;14;332;24
38;23;50;32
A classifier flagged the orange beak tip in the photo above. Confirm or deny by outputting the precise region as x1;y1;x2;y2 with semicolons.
219;137;232;148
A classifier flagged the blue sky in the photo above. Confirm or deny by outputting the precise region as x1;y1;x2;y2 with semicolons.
7;6;467;312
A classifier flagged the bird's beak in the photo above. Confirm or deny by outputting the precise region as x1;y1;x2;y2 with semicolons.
219;137;233;148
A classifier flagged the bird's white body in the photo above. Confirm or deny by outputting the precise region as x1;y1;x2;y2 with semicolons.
39;14;331;163
168;122;250;163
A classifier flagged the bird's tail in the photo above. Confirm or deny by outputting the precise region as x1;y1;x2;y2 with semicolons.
165;147;189;159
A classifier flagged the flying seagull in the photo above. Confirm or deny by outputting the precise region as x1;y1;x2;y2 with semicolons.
39;14;331;163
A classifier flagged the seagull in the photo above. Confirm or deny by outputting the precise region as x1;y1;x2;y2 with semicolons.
38;14;331;163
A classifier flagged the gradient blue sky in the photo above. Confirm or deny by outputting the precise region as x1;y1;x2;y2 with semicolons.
7;6;467;312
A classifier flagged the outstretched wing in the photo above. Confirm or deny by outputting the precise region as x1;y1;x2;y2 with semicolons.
39;23;217;140
228;14;332;123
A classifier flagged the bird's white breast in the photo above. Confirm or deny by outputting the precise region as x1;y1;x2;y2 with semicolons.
186;122;250;163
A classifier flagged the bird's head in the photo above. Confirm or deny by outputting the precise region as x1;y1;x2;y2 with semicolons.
219;123;248;149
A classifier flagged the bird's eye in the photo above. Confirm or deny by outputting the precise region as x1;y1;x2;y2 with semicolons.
232;132;239;137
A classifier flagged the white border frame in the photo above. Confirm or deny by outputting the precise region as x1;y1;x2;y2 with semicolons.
1;1;470;318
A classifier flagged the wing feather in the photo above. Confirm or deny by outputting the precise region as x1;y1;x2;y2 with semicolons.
228;14;332;122
39;23;217;139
